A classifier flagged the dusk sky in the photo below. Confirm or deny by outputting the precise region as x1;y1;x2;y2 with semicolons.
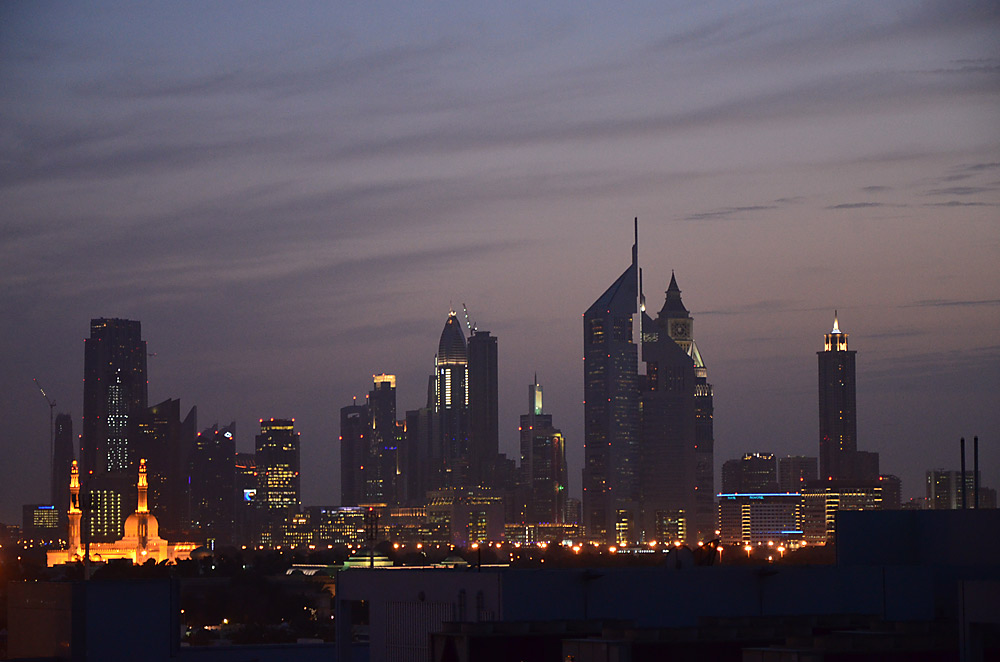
2;1;998;522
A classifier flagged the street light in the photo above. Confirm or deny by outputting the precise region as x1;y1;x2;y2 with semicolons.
744;544;752;558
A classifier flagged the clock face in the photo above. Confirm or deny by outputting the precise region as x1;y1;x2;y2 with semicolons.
671;322;689;338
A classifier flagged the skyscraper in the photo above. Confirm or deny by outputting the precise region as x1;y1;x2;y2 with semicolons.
639;274;715;543
189;423;236;547
818;313;857;480
583;225;641;544
519;378;567;524
135;398;197;539
582;225;715;545
434;312;470;489
255;418;300;546
368;374;399;504
82;318;148;476
468;330;499;489
340;399;368;507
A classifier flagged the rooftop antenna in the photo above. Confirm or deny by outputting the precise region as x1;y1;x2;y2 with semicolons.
33;378;56;501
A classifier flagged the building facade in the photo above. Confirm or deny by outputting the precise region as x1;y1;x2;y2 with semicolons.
255;418;300;546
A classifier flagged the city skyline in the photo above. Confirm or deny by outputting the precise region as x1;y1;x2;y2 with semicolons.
2;2;998;522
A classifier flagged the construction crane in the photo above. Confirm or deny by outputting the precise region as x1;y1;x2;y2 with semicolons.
33;378;56;500
462;303;477;334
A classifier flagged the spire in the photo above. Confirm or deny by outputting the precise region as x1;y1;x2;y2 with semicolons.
831;310;841;334
659;271;689;316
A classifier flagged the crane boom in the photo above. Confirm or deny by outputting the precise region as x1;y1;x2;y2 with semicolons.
462;303;476;333
33;378;56;504
34;377;55;408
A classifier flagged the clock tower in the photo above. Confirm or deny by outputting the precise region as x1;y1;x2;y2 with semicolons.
659;273;699;365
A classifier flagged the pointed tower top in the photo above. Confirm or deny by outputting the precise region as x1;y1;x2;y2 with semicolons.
659;271;689;316
437;311;468;365
667;271;680;294
831;310;841;334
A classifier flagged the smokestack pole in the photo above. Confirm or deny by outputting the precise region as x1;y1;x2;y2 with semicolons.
974;435;980;509
960;437;967;510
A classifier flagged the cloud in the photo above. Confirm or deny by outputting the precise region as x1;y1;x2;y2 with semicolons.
905;299;1000;308
923;201;996;207
862;186;890;193
682;205;777;221
926;186;994;196
826;202;886;209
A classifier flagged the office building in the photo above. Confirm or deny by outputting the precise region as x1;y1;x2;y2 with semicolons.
234;452;257;546
717;493;803;546
468;330;499;488
778;455;818;492
135;398;197;539
721;453;778;494
434;312;470;489
926;469;986;510
255;418;300;546
81;318;149;541
340;400;368;507
82;318;148;476
189;423;236;547
879;474;902;510
368;374;399;504
22;504;61;543
801;480;882;544
583;225;714;545
519;378;568;525
582;227;641;544
639;273;715;543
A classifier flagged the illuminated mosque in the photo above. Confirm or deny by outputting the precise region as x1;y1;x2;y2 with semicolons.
47;459;198;566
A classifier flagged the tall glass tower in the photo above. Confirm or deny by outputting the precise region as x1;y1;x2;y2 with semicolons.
818;313;857;480
82;318;147;476
582;225;641;544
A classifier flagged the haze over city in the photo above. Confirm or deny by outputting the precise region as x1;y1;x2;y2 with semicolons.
2;1;998;523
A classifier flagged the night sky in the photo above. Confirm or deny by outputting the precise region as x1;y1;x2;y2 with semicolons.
2;2;998;523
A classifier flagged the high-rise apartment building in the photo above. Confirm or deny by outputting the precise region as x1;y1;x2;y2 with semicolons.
818;314;857;480
255;418;300;546
82;318;148;476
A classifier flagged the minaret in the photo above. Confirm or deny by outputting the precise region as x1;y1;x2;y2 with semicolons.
136;458;149;548
67;460;83;559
